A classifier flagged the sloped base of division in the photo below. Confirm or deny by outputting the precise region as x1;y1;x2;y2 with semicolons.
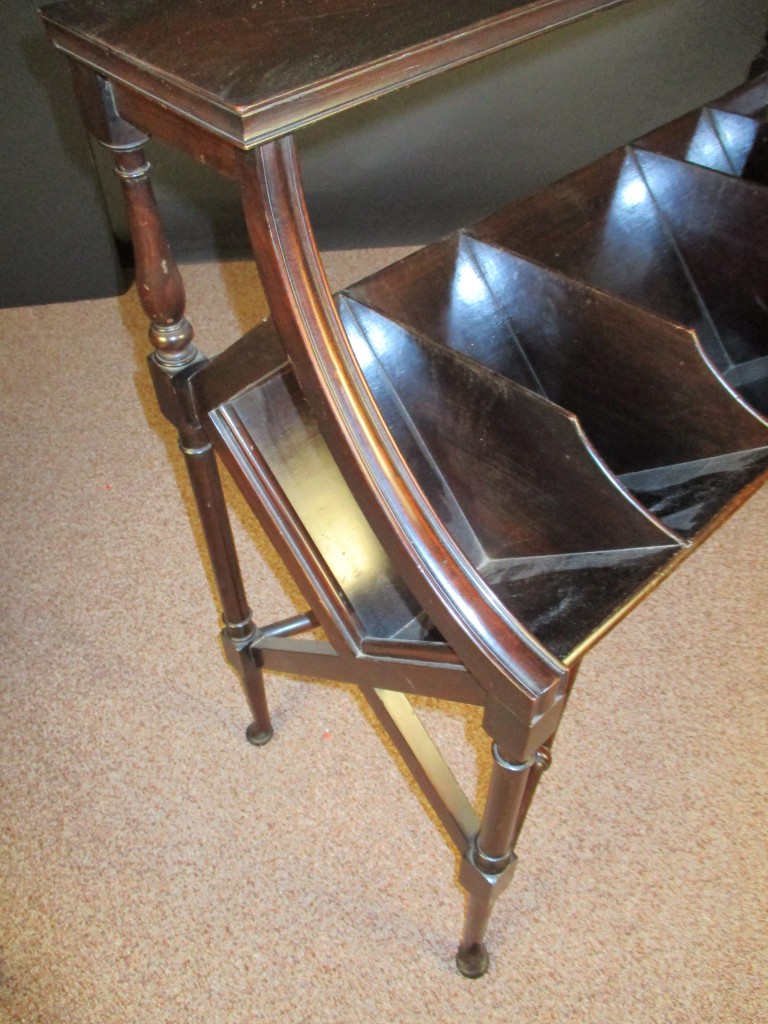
479;546;677;660
619;449;768;539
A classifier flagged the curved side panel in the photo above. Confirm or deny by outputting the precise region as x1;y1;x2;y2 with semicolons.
235;136;567;730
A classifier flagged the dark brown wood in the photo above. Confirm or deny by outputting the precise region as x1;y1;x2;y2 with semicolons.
115;144;197;371
254;637;485;706
227;363;431;646
471;137;768;416
339;297;691;658
182;440;273;743
68;62;273;739
711;72;768;117
70;65;199;370
632;149;768;369
362;687;480;853
633;107;768;184
360;636;460;665
456;745;534;977
346;234;768;540
110;81;240;180
41;0;634;147
234;135;568;741
509;657;582;849
180;431;253;638
209;400;364;656
40;0;768;980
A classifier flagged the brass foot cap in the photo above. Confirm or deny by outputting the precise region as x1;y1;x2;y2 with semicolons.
246;722;274;746
455;942;489;979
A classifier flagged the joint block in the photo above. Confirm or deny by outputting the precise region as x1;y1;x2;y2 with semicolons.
148;351;208;431
459;841;518;900
483;693;565;763
221;627;261;670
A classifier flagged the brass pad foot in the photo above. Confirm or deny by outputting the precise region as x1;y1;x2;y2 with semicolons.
245;722;274;746
455;942;490;978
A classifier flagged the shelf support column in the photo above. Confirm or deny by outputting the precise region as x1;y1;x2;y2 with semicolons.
456;744;536;978
457;659;581;976
71;65;272;743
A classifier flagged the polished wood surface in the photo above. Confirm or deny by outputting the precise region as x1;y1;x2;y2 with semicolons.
473;140;768;415
195;79;768;677
41;0;633;145
41;0;768;977
233;134;569;737
347;233;768;540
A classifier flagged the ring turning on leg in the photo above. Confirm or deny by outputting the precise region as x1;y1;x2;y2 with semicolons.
456;745;537;977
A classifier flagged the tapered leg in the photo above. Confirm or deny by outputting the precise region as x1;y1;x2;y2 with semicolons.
457;661;582;976
456;744;535;977
179;432;273;745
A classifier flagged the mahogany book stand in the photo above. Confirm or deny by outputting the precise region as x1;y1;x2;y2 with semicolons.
41;0;768;977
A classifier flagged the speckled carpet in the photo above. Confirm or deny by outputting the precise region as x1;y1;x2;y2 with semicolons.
1;253;766;1024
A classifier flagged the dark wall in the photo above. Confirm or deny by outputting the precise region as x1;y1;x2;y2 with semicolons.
94;0;768;258
1;2;124;308
5;0;768;307
301;0;768;246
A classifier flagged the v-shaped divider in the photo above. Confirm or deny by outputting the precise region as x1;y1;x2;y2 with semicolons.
705;74;768;185
632;106;761;179
343;232;768;543
233;135;569;748
629;76;768;415
629;148;768;413
204;116;768;977
56;31;768;980
205;131;768;675
470;140;768;417
630;149;768;366
471;147;728;363
706;107;768;181
336;295;682;661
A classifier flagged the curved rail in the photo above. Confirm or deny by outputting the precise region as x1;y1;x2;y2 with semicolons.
235;136;568;735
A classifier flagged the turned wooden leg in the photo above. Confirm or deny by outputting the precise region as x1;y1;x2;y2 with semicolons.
123;142;273;742
457;661;582;976
179;430;273;745
122;143;274;742
508;658;581;849
74;69;272;742
456;744;536;977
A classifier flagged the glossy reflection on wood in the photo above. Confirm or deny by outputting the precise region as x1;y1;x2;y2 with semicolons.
41;0;768;981
41;0;632;145
346;233;768;541
472;139;768;414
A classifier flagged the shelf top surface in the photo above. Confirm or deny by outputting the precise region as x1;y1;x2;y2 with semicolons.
41;0;631;145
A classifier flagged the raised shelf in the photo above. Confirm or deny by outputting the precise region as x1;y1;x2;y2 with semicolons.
200;84;768;665
471;98;768;418
41;0;768;978
346;234;768;539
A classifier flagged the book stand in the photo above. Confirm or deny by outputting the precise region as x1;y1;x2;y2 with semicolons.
41;0;768;976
